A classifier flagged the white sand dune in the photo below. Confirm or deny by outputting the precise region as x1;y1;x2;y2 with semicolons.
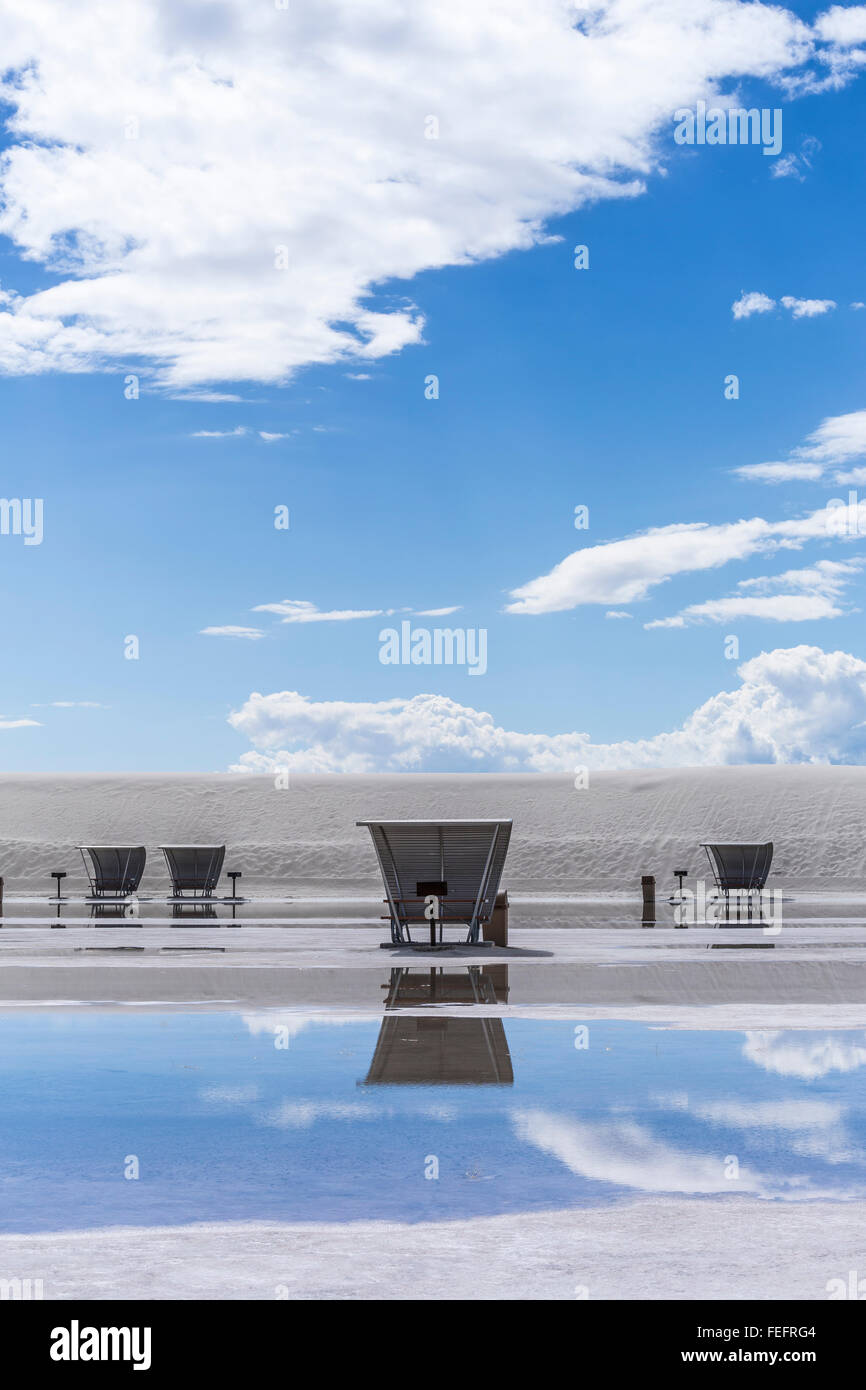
0;767;865;895
2;1200;862;1300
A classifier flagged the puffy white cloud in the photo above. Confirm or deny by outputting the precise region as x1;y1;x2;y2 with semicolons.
736;408;866;485
0;0;853;389
646;558;863;628
731;289;836;319
505;503;848;615
780;294;836;317
815;5;866;46
732;290;776;318
227;645;866;771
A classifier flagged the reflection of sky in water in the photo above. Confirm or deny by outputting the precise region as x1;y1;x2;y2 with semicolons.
2;1013;866;1233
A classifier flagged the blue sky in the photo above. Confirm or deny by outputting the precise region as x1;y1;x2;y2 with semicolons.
1;1;866;771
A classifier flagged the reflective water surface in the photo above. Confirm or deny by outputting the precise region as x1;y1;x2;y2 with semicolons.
2;985;865;1233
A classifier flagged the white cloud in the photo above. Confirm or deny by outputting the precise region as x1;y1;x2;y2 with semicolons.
815;5;866;46
605;609;633;619
731;290;776;318
736;408;866;484
414;606;462;617
780;294;836;318
227;645;866;770
252;598;382;623
200;625;264;639
505;503;847;615
30;700;106;708
258;431;290;442
0;716;40;730
734;460;825;484
646;558;863;628
731;289;836;319
647;594;844;627
770;134;821;180
190;426;247;438
0;1;853;389
513;1109;782;1197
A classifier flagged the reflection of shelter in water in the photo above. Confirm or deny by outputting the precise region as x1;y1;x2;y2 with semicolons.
365;967;513;1086
90;902;139;922
171;902;218;921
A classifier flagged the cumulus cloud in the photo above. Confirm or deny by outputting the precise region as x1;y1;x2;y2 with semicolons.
780;294;836;317
646;559;863;628
227;645;866;771
0;1;856;389
731;289;836;319
732;290;776;318
505;503;851;615
736;408;866;485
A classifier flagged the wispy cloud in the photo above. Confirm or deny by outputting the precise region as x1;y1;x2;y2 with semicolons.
190;426;247;439
736;408;866;485
30;700;107;708
413;606;462;617
200;625;264;640
506;503;850;615
646;559;863;629
770;134;821;180
252;599;382;624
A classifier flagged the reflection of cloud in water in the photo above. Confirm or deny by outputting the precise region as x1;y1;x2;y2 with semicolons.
513;1109;860;1199
198;1084;260;1105
654;1095;861;1167
513;1109;767;1196
241;1012;371;1045
263;1101;380;1129
743;1031;866;1080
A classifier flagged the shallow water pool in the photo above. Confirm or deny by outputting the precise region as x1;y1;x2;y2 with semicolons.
2;995;865;1232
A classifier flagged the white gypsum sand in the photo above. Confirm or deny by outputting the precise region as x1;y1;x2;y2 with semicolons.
0;766;865;895
1;1200;862;1300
